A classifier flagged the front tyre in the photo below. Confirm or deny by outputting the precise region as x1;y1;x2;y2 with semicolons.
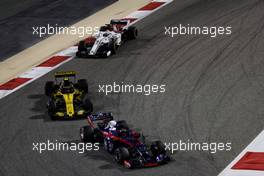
151;140;166;156
101;50;111;58
98;44;112;58
80;126;94;142
47;100;56;120
110;42;117;55
114;147;130;164
151;141;170;163
45;81;54;96
77;40;85;51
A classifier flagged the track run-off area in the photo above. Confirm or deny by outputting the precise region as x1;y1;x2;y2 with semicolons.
0;0;264;176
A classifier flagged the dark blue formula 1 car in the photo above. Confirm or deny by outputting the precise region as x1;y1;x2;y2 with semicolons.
79;112;170;168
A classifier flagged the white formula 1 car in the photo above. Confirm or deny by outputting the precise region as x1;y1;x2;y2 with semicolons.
76;19;138;58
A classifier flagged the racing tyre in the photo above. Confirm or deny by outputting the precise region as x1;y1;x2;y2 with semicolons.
151;140;166;156
76;79;88;93
78;40;85;51
110;42;117;55
127;26;138;40
84;98;93;113
80;126;94;142
101;49;111;58
98;43;112;58
116;120;129;130
114;147;130;163
47;100;56;120
76;51;81;57
77;41;87;57
45;81;54;96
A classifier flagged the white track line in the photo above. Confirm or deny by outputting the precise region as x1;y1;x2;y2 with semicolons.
219;130;264;176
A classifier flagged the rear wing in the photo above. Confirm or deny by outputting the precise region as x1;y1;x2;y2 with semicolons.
110;19;131;27
88;112;113;122
110;19;129;26
55;71;76;78
87;112;113;128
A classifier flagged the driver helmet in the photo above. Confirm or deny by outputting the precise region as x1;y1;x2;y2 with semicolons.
106;24;113;31
109;120;117;128
108;120;117;130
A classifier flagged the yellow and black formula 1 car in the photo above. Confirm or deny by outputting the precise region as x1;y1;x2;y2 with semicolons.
44;71;93;120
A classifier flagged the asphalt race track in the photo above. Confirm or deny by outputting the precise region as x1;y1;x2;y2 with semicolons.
0;0;117;61
0;0;264;175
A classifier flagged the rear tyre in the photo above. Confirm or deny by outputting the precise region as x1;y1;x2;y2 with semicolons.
127;26;138;40
80;126;94;142
45;81;54;96
76;79;88;93
151;140;166;156
47;100;57;120
117;120;129;129
114;147;130;163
